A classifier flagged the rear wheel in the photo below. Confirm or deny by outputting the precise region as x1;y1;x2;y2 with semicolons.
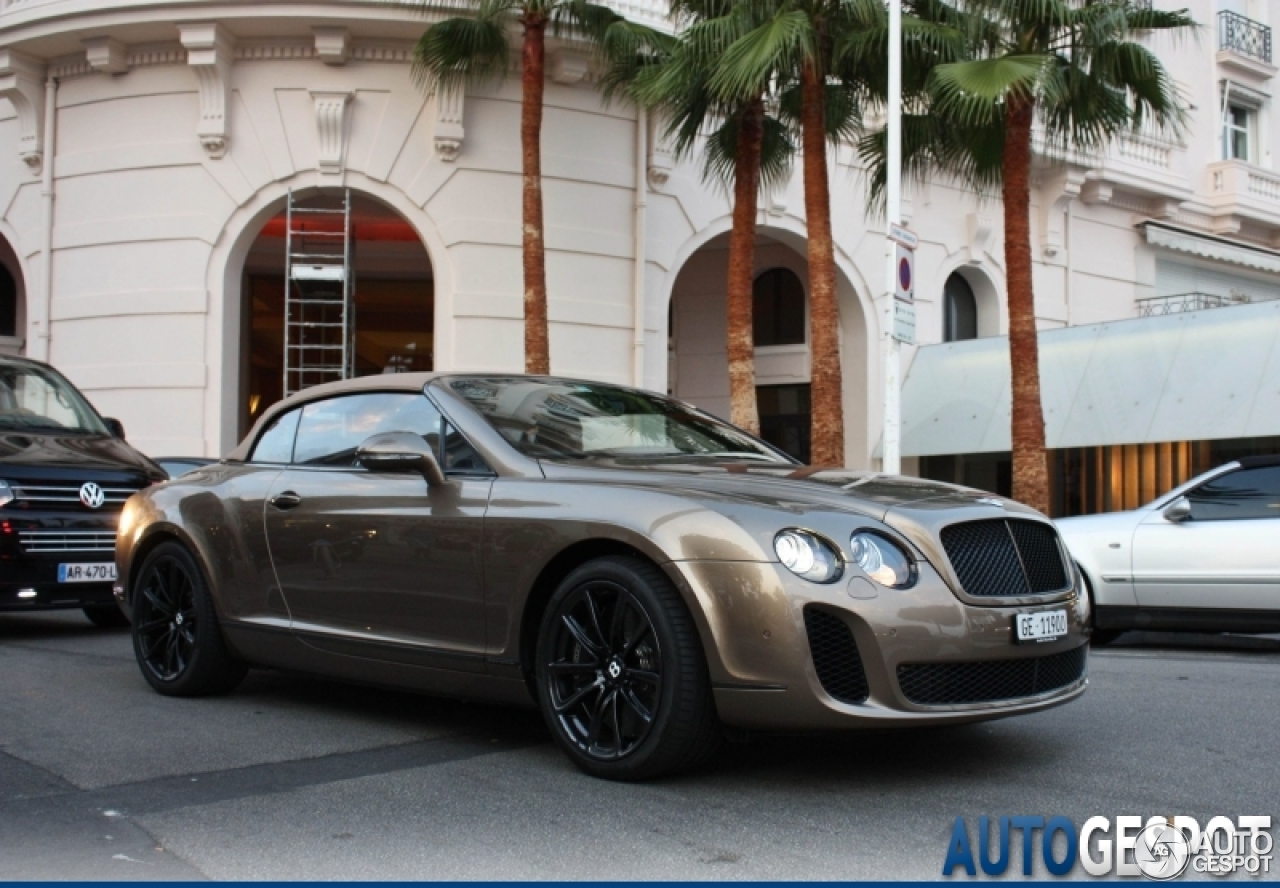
535;556;720;781
130;541;246;696
83;605;129;629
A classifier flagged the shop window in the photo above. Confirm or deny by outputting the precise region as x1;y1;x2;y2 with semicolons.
752;268;806;347
0;265;16;338
943;273;978;342
757;383;810;463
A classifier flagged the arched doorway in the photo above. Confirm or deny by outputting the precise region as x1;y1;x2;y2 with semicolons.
238;191;434;430
668;231;840;465
0;235;26;356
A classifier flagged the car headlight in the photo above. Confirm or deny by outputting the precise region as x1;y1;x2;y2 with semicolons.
0;480;12;508
849;531;915;588
774;530;843;584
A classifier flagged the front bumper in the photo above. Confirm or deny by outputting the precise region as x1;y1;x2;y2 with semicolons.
671;559;1090;731
0;514;120;612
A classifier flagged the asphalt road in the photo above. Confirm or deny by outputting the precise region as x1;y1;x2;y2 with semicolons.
1;611;1277;881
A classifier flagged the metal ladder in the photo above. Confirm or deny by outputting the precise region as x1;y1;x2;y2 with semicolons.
283;189;354;397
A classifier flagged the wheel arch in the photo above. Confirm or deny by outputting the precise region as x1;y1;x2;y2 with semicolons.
516;539;715;698
124;523;212;612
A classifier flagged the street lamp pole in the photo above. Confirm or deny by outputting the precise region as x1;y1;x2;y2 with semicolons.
882;0;903;474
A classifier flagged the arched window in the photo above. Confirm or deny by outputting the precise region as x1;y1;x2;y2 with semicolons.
943;272;978;342
752;268;805;346
0;265;16;338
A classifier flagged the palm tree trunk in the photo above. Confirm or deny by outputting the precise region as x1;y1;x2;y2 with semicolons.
726;99;765;435
522;15;550;375
800;62;843;466
1002;95;1050;514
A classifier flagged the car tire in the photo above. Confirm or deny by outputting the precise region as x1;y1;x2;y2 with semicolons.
1078;566;1122;648
82;605;129;629
130;541;247;697
535;555;721;781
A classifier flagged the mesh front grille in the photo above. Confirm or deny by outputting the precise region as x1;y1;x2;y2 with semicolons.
896;645;1087;705
1007;521;1069;593
803;607;869;704
940;519;1070;598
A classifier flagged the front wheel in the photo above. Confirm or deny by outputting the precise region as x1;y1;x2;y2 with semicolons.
130;541;247;697
535;556;720;781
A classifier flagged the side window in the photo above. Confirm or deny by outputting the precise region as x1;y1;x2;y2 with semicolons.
1186;466;1280;521
249;408;300;464
293;393;442;467
443;422;490;473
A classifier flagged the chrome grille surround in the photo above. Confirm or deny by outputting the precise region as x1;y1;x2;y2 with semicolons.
17;529;117;554
8;482;141;511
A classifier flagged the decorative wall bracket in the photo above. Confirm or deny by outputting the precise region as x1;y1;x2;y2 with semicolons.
83;37;128;74
179;23;235;158
966;211;995;263
549;48;590;85
433;83;464;162
0;49;47;173
311;89;352;174
1038;168;1085;260
646;115;675;188
312;27;349;66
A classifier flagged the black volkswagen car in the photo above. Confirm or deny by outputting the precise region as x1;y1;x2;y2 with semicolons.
0;355;165;626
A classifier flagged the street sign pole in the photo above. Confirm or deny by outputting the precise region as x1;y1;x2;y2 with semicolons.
882;0;904;475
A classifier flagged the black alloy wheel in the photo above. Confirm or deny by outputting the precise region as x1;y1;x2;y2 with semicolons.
546;580;662;760
535;556;720;781
130;541;246;696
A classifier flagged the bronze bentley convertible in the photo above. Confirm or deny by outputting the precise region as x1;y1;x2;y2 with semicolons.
115;374;1089;780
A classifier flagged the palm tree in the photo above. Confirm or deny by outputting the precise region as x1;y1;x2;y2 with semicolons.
621;4;794;434
703;0;879;466
864;0;1192;511
409;0;629;375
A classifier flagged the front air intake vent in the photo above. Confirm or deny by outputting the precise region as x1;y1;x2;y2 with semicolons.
803;607;869;705
897;645;1087;705
939;519;1070;598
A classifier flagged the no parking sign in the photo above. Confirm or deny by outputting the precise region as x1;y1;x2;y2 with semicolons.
889;224;916;344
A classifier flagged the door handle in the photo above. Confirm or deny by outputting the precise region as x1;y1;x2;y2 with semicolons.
270;491;302;510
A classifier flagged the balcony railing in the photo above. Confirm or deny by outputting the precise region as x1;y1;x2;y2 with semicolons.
1219;10;1272;64
1136;291;1275;317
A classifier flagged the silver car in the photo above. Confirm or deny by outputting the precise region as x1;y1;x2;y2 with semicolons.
1057;456;1280;643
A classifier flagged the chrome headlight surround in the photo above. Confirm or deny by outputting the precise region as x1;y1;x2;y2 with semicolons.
773;529;843;584
849;530;916;589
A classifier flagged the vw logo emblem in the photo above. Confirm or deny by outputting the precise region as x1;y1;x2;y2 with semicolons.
79;482;105;510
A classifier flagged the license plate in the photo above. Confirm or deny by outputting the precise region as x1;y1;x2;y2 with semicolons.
1014;609;1068;644
57;563;118;583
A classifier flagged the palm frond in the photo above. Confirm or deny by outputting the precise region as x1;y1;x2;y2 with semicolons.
410;11;514;92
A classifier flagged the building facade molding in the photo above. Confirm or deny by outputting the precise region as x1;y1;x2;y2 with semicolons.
178;23;235;158
310;89;353;174
433;83;464;162
0;48;46;173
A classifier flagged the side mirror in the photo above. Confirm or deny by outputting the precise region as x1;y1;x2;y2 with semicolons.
104;418;126;439
355;431;445;486
1162;495;1192;523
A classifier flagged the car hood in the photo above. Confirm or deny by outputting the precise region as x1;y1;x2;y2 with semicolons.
1055;509;1142;537
539;458;1040;522
0;431;165;480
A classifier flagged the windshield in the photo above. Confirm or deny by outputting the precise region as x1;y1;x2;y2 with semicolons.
447;377;794;463
0;363;109;435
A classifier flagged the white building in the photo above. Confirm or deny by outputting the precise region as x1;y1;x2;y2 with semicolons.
1;0;1279;514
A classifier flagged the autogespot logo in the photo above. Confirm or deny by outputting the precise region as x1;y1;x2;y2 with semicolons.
943;815;1273;879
